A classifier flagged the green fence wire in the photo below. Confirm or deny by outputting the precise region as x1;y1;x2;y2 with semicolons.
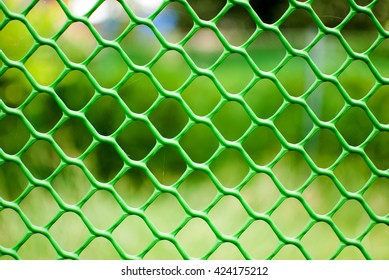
0;0;388;260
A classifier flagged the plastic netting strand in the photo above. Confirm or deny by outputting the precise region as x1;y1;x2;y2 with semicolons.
0;0;388;260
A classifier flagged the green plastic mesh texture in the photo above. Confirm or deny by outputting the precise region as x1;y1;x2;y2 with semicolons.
0;0;389;260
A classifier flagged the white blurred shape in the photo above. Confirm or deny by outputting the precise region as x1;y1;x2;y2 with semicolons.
68;0;119;24
68;0;97;17
137;0;163;10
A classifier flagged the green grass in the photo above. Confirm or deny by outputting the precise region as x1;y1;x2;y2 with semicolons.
1;150;389;260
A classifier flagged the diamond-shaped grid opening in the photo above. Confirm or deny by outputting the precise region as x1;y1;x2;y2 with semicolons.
307;82;345;122
25;45;64;86
301;222;339;259
367;85;389;125
341;13;379;53
208;242;245;260
336;107;373;146
362;223;389;259
279;8;318;50
250;0;289;24
19;187;59;227
53;117;93;158
120;25;161;66
365;131;389;170
244;79;284;119
56;22;98;64
112;215;154;256
89;0;129;41
178;171;218;211
23;92;63;133
49;212;90;253
17;233;57;260
276;57;316;97
87;47;128;88
273;244;305;260
332;200;371;239
0;20;35;61
0;67;32;108
312;0;350;28
369;38;389;79
144;240;183;260
216;4;256;46
275;104;314;144
335;246;366;260
355;0;373;5
118;72;159;114
149;98;189;139
176;218;216;258
271;197;311;238
0;114;30;154
83;142;123;183
212;101;251;141
81;190;123;230
114;167;155;208
153;2;193;44
21;140;61;180
116;120;156;161
188;0;226;21
147;146;187;186
0;255;15;260
181;76;221;116
2;0;30;13
79;237;120;260
0;162;28;201
180;123;219;163
309;34;348;75
184;28;224;69
145;193;186;233
242;126;282;166
239;220;279;259
302;176;341;215
210;148;250;189
124;0;163;18
240;173;281;214
338;60;376;100
55;70;95;111
214;53;254;94
304;128;343;168
86;95;125;136
208;195;248;236
247;31;287;72
151;50;191;91
372;1;389;32
51;165;91;205
26;0;66;38
334;153;371;193
0;208;27;248
363;177;389;217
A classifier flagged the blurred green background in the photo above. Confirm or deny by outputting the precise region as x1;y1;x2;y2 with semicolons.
0;0;389;260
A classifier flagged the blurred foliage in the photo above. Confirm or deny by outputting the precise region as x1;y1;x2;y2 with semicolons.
1;1;389;195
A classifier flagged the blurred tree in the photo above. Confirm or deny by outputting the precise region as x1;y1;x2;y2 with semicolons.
186;0;289;25
187;0;227;20
250;0;289;24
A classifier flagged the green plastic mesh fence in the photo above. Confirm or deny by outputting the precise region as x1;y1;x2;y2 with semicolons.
0;0;389;260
